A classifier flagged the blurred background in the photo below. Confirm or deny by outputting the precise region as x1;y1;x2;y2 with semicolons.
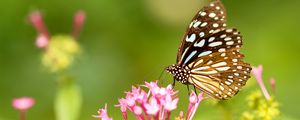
0;0;299;119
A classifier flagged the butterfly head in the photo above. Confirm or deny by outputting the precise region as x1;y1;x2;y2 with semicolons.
166;64;191;84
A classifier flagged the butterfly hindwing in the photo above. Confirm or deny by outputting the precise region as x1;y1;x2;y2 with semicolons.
187;50;251;99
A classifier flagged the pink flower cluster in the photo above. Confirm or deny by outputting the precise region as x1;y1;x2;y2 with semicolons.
94;81;204;120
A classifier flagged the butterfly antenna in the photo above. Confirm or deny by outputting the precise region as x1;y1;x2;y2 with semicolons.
158;68;166;86
172;78;176;88
158;68;165;80
141;65;165;85
193;85;198;95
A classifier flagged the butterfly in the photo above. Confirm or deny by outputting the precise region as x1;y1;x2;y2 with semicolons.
166;0;251;100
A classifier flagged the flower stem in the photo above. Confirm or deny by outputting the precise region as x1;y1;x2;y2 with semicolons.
166;111;171;120
55;75;82;120
19;110;26;120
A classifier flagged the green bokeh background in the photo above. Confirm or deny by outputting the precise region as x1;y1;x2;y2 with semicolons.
0;0;299;119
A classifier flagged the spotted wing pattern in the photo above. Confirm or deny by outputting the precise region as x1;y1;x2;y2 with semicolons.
176;0;251;100
177;0;227;65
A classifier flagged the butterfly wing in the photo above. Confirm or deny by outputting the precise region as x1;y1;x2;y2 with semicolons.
174;0;251;100
177;0;227;65
186;28;251;100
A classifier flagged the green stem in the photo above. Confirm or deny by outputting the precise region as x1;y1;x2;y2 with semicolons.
55;75;82;120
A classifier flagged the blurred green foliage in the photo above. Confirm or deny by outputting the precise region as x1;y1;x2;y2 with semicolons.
0;0;299;119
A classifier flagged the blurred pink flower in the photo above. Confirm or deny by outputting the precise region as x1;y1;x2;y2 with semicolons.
176;111;184;120
269;78;276;94
29;10;85;48
12;97;35;111
29;11;49;38
35;34;49;48
72;10;86;38
29;11;49;48
252;65;271;100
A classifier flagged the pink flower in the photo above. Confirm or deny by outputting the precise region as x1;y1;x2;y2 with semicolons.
115;98;128;120
136;90;147;104
12;97;35;120
125;95;136;108
252;65;271;100
133;106;144;120
12;97;35;111
93;104;113;120
163;94;178;111
186;91;204;120
144;97;160;115
95;81;180;120
95;81;205;120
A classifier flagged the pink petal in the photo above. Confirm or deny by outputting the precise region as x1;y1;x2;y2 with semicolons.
145;81;159;90
187;92;204;120
189;92;197;104
125;97;136;107
164;94;178;111
93;104;113;120
72;10;85;38
252;65;271;100
116;98;127;112
269;78;276;94
136;90;147;104
29;11;49;38
115;99;128;120
133;106;143;115
144;97;160;115
179;111;184;118
36;34;49;48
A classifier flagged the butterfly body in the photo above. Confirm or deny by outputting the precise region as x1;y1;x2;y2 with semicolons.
166;64;191;85
166;0;251;100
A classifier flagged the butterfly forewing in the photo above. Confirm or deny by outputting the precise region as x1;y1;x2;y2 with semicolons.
169;0;252;100
177;0;227;65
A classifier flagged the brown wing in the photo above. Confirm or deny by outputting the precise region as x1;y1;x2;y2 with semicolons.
177;0;227;65
186;29;251;100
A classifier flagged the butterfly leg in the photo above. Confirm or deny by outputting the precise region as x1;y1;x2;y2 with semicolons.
194;85;198;96
186;85;190;95
172;78;176;88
